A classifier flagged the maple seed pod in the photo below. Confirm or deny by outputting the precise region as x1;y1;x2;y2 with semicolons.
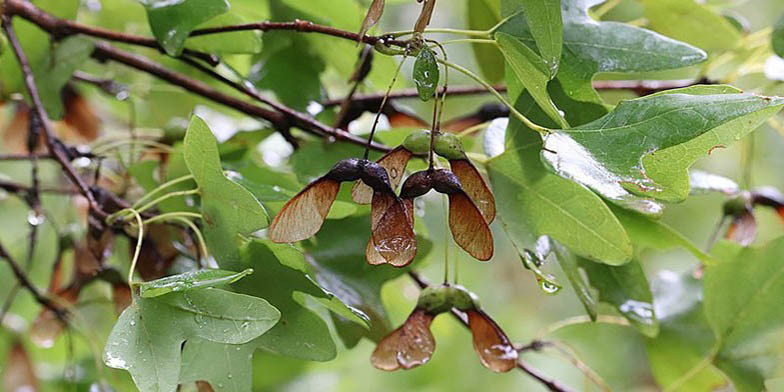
351;146;412;204
402;129;432;154
370;309;436;371
400;169;494;261
449;285;480;312
416;285;453;315
467;310;518;373
722;191;757;246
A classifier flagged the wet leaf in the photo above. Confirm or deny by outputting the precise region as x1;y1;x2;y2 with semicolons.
550;239;597;320
306;215;433;346
183;116;269;267
497;32;567;128
139;268;254;298
642;0;742;52
689;170;739;196
448;192;494;261
413;46;440;101
580;258;659;337
268;178;340;243
104;289;280;392
141;0;229;56
498;0;706;112
371;309;436;371
358;0;385;39
542;87;784;213
612;206;712;262
466;310;518;373
518;0;562;77
487;112;632;265
180;338;256;392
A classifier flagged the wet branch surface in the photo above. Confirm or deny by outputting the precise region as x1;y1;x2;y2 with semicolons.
408;271;575;392
0;241;67;320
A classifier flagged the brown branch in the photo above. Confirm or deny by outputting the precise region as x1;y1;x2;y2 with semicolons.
190;20;407;48
3;0;219;65
407;271;574;392
1;15;104;217
72;71;129;99
5;0;390;152
0;180;81;195
0;241;67;320
0;153;55;161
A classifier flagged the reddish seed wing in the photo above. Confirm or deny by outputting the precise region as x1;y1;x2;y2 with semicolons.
450;159;496;223
371;309;436;371
725;212;757;246
2;342;39;392
448;192;493;261
351;146;412;204
371;194;417;267
30;286;77;348
386;108;429;129
442;116;481;133
467;310;518;373
268;178;340;243
367;197;415;265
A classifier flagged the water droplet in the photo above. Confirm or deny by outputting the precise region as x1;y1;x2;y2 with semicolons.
129;320;136;327
227;373;233;379
619;300;654;321
194;314;207;326
272;185;281;192
73;157;92;168
27;211;45;226
537;278;561;294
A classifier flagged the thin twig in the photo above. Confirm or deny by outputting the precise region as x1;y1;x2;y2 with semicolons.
0;241;67;319
2;15;103;217
407;271;574;392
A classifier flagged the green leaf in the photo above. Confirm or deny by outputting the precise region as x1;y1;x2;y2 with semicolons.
580;258;659;337
641;0;742;52
541;87;784;214
774;13;784;58
466;0;505;83
487;117;632;265
703;238;784;391
305;216;433;347
104;289;279;392
496;32;568;127
612;206;712;262
140;0;229;56
33;36;94;119
183;116;269;267
180;338;256;392
499;0;706;113
413;46;440;101
550;239;597;320
233;239;342;361
645;271;731;391
185;12;263;54
139;268;254;298
519;0;562;77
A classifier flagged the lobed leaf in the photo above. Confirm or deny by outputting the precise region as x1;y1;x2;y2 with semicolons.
139;268;254;298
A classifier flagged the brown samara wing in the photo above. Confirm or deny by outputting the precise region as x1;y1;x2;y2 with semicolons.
371;309;436;371
448;191;493;261
2;341;39;391
467;310;518;373
352;146;412;204
367;197;415;265
268;178;340;243
725;211;757;246
386;105;429;129
370;193;417;267
450;159;495;223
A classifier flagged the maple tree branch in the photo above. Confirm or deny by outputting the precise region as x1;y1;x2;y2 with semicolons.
1;14;104;217
0;240;67;320
407;271;574;392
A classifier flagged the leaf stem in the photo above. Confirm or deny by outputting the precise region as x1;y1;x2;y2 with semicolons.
438;59;551;135
130;174;195;210
364;55;408;160
126;209;144;289
134;188;200;215
142;212;203;225
171;217;209;263
388;28;490;38
434;38;497;47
